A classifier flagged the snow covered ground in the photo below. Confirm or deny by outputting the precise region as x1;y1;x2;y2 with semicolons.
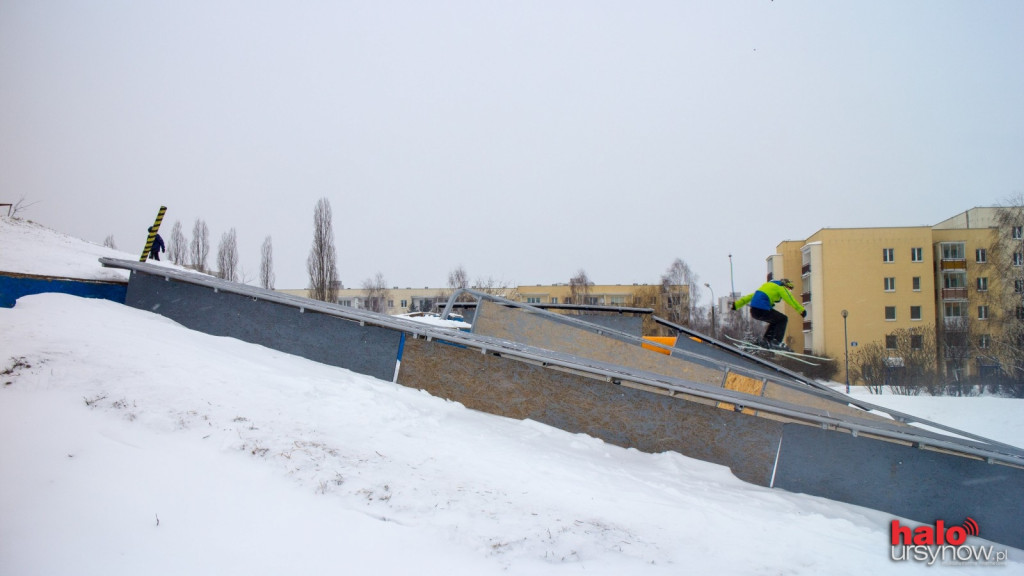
2;217;1023;574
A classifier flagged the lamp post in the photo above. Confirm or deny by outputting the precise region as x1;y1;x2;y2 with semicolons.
842;309;850;394
704;282;716;338
728;254;735;297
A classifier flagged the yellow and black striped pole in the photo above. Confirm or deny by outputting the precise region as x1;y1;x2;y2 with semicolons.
140;206;168;262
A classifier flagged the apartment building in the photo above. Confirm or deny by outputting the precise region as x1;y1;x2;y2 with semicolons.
770;207;1011;383
279;283;684;316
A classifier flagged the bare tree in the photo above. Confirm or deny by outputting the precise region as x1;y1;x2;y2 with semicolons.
449;265;469;293
661;258;699;325
216;227;239;282
168;221;188;265
189;219;210;273
307;197;339;303
852;327;937;395
569;269;593;305
990;197;1024;385
103;235;117;249
260;235;275;290
8;196;39;218
473;276;519;300
438;264;475;303
361;272;391;314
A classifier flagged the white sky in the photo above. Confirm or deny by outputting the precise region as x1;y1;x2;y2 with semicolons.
2;1;1023;296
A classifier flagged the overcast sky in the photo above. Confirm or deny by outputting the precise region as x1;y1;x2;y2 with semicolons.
2;1;1022;301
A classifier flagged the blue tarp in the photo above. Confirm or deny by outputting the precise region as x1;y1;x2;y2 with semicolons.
0;273;127;308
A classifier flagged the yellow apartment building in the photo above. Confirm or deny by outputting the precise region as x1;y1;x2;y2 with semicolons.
770;207;1010;383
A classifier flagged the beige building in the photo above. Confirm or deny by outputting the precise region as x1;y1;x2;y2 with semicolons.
280;283;685;317
771;207;1010;383
516;284;678;308
279;286;453;315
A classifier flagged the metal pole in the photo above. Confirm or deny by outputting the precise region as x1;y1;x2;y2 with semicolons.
728;254;735;297
842;309;850;394
704;283;715;338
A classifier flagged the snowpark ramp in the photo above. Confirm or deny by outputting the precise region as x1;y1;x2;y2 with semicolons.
101;259;1024;550
460;292;897;424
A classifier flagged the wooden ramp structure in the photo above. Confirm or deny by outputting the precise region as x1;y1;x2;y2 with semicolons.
100;259;1024;550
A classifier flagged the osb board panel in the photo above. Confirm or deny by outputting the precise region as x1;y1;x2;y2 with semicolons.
724;373;765;396
472;299;725;385
396;336;784;487
761;382;894;424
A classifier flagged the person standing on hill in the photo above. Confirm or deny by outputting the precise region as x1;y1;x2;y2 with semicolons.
730;278;805;351
148;227;165;261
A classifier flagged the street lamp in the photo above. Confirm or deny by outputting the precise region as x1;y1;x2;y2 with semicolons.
842;309;850;394
728;254;735;297
704;282;716;338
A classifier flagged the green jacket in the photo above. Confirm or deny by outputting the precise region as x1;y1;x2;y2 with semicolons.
733;280;805;314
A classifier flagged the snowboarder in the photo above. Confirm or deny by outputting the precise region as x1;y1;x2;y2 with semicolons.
730;278;805;351
148;227;165;261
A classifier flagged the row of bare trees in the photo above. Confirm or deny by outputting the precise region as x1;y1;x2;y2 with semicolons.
161;218;275;289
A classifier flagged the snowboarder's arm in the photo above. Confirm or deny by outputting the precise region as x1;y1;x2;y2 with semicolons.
780;288;804;314
733;293;754;310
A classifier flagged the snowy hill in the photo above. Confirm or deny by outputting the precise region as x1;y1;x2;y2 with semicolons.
1;217;1023;574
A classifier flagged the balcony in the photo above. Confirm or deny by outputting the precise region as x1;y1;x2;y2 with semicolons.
941;259;967;270
802;320;812;331
943;316;968;331
801;292;811;303
941;287;968;301
801;263;811;275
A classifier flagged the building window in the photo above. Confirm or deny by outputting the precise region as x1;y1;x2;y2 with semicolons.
910;306;921;320
1017;280;1024;294
979;306;989;320
387;299;394;308
911;247;923;262
339;299;352;307
980;334;990;349
912;277;921;291
945;302;965;318
1016;252;1024;267
884;277;895;291
400;299;408;308
976;248;987;263
910;334;923;350
550;297;558;304
885;306;896;321
526;297;541;304
883;248;894;262
976;277;988;292
1014;226;1023;240
885;334;897;349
